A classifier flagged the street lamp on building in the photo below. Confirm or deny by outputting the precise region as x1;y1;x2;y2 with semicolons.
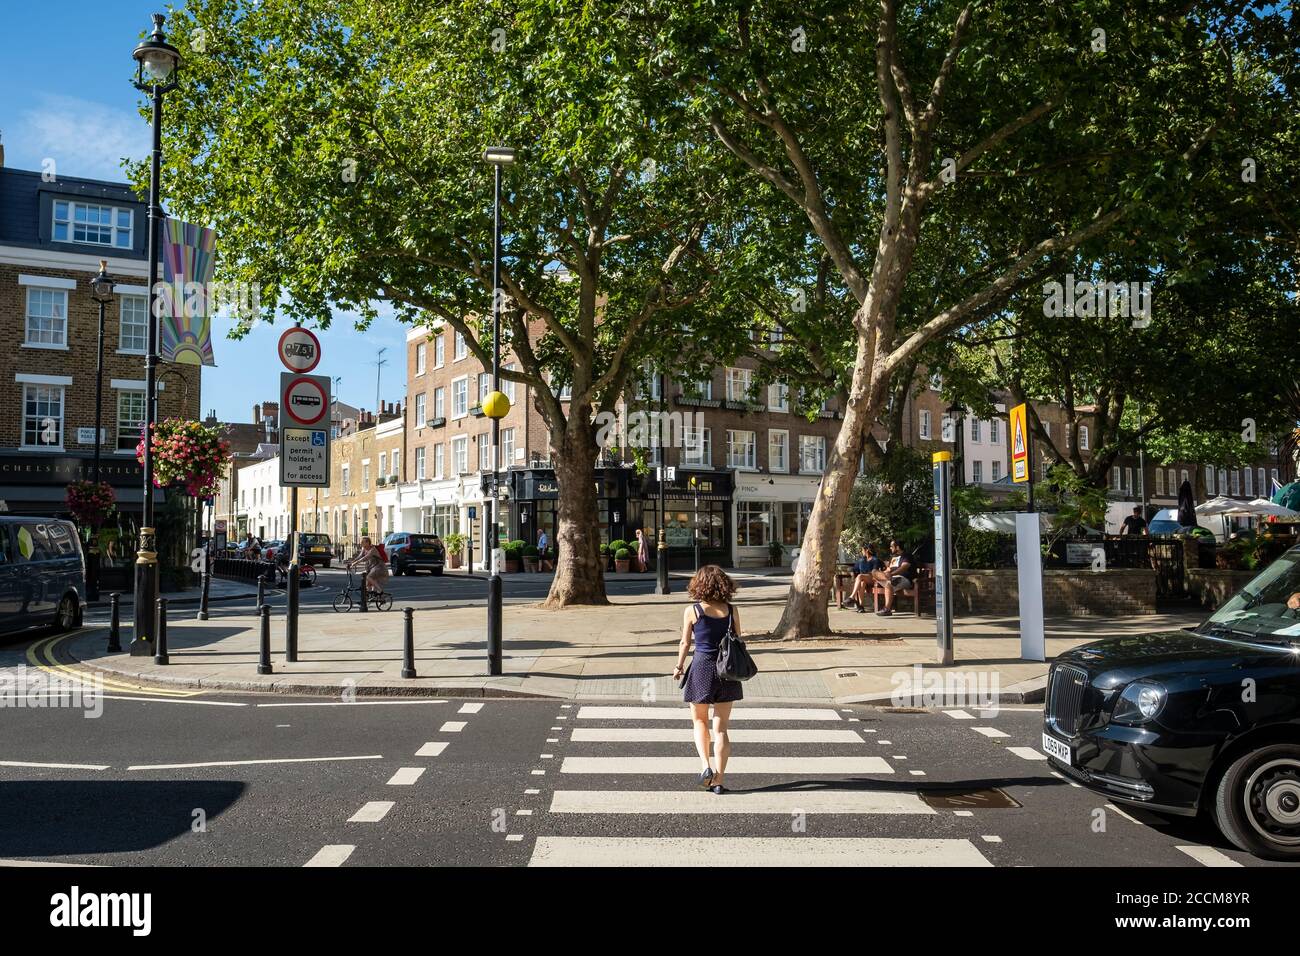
87;260;115;602
480;145;516;678
129;13;181;656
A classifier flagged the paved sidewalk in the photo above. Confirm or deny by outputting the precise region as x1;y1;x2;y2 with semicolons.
65;579;1204;703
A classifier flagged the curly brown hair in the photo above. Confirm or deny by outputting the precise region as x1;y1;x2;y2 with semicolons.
687;564;736;603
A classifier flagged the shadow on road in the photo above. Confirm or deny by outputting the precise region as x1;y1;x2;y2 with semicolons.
0;780;244;857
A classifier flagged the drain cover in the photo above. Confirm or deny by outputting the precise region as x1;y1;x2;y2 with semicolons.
836;671;860;679
920;788;1021;809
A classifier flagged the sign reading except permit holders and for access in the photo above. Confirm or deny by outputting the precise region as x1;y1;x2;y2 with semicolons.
280;372;330;428
1009;402;1030;483
280;427;330;487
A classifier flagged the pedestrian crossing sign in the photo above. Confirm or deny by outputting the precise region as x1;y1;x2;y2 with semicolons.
1010;403;1029;483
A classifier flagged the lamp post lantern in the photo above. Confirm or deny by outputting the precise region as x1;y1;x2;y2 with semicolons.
88;260;115;602
129;13;181;655
481;145;515;677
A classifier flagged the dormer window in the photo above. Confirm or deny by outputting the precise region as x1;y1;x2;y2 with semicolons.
53;201;134;249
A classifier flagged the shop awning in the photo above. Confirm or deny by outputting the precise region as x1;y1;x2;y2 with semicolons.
0;485;162;508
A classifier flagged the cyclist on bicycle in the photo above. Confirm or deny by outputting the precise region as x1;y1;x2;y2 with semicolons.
348;536;389;597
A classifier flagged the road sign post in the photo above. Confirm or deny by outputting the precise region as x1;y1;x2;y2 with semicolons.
932;452;954;666
278;365;330;661
1009;402;1045;661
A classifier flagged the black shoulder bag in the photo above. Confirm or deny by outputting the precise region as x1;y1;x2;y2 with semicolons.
715;604;758;682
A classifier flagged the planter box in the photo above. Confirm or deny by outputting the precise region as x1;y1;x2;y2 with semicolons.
524;558;539;572
505;559;522;573
614;560;631;573
448;555;463;569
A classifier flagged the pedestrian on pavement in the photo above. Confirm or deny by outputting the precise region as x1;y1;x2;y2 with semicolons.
1121;506;1149;536
636;528;649;572
673;564;742;795
349;536;389;597
843;544;884;612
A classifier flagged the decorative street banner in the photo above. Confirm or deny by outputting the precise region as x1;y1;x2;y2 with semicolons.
159;218;218;366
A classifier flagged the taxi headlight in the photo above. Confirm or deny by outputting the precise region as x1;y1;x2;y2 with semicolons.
1112;681;1168;724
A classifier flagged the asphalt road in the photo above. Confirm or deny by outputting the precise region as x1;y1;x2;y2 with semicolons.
0;659;1291;868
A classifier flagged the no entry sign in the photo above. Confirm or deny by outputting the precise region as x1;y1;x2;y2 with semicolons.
280;372;330;428
278;326;322;373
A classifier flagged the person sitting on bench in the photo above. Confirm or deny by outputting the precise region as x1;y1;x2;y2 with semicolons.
843;544;884;612
872;539;915;616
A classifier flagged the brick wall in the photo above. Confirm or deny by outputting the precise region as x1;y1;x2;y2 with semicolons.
0;263;200;454
951;568;1157;616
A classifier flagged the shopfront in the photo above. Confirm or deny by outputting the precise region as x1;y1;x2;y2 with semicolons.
733;473;821;567
631;469;734;571
510;466;636;550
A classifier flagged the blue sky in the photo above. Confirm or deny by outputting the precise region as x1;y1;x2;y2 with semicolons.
0;1;411;424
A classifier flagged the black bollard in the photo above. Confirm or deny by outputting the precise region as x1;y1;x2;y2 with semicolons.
359;574;368;613
256;573;266;610
154;597;169;665
401;607;416;679
198;547;211;621
257;604;273;675
487;573;502;676
286;563;299;662
107;592;122;653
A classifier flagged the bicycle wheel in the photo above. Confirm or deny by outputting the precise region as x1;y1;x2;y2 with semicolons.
332;591;353;612
374;591;393;612
301;565;318;586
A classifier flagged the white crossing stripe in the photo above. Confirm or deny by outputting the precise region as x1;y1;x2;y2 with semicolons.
1007;747;1048;761
550;790;936;815
0;760;109;771
348;801;395;823
569;728;864;744
943;710;975;720
439;721;467;733
561;756;893;775
576;706;841;722
972;727;1010;738
387;767;425;785
304;845;355;867
416;742;449;757
1176;845;1243;868
529;837;990;867
458;703;484;714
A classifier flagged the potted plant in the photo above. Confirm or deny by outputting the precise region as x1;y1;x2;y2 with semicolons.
614;547;632;573
608;539;628;574
768;540;785;568
444;532;465;569
599;542;612;572
504;541;524;573
523;544;540;572
137;418;231;497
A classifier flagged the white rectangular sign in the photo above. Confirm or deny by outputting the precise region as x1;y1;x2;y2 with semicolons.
77;427;107;445
1016;511;1046;662
280;427;330;487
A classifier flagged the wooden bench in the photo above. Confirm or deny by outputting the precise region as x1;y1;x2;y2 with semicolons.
871;564;933;617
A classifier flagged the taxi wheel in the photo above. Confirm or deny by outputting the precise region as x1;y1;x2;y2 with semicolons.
53;595;79;633
1214;744;1300;860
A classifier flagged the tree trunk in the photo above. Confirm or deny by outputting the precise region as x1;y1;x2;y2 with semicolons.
543;415;609;608
771;334;881;638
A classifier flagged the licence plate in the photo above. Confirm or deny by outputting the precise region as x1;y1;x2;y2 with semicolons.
1042;732;1072;764
313;548;325;553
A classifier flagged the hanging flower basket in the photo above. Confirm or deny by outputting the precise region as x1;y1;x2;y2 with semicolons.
137;419;232;498
66;480;116;528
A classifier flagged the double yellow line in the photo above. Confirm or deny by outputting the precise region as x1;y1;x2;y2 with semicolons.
25;633;203;698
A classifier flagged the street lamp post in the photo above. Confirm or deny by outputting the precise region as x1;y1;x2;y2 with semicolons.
128;13;181;656
481;145;516;678
88;261;116;602
656;370;670;595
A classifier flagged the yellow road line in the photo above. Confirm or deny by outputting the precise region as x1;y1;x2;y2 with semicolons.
26;635;202;698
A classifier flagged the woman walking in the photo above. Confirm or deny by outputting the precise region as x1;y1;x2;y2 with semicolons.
636;528;649;572
672;565;743;794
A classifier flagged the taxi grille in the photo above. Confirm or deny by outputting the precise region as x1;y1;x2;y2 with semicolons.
1046;663;1089;737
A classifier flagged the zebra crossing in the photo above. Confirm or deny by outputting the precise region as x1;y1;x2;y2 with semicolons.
526;704;997;867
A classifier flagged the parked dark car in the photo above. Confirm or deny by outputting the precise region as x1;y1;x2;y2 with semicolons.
298;533;333;568
384;532;445;575
1044;545;1300;859
0;516;85;638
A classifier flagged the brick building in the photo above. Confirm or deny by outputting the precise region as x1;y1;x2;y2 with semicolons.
0;160;200;524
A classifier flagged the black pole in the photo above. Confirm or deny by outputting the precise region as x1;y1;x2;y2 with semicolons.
130;63;166;658
657;370;670;594
197;545;211;620
154;597;169;665
256;572;265;610
487;160;504;676
401;606;416;679
107;592;122;652
693;482;701;572
256;603;272;674
87;291;107;602
287;486;299;661
359;564;368;612
487;573;502;675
